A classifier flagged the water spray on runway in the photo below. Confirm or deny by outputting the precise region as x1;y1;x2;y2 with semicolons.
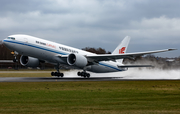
63;68;180;79
122;68;180;79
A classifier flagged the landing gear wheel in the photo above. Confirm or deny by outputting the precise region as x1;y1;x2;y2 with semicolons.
51;72;55;76
77;72;81;76
60;73;64;77
87;73;90;78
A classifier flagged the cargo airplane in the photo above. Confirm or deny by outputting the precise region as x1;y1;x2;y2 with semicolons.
2;34;176;78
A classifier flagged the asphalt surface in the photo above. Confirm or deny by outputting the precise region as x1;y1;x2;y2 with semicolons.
0;77;179;82
0;77;122;82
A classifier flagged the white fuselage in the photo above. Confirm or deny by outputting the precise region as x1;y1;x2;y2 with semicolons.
3;34;126;73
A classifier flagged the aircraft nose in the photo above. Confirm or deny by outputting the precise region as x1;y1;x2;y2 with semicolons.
1;39;4;44
0;40;3;44
2;39;7;45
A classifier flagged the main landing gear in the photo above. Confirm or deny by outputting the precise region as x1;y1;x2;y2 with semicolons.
51;72;64;77
77;71;90;78
51;63;64;77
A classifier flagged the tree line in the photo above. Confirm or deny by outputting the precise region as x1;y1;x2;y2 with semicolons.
0;41;16;60
82;47;111;54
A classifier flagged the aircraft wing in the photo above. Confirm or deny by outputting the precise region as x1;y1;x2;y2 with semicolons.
86;48;176;62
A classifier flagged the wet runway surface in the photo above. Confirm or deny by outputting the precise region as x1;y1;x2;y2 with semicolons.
0;77;179;82
0;77;122;82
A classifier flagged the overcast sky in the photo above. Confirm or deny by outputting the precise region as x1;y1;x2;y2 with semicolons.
0;0;179;57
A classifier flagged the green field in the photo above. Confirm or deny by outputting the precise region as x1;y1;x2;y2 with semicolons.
0;80;180;114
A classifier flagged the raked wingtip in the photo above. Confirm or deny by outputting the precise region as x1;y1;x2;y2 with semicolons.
168;48;177;51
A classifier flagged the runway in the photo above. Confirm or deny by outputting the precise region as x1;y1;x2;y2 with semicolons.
0;77;121;82
0;69;179;82
0;77;179;82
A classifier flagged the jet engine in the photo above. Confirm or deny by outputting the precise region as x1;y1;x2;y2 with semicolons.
20;55;39;67
67;53;88;68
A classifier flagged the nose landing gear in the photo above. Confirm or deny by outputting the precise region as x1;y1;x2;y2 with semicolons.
11;51;18;63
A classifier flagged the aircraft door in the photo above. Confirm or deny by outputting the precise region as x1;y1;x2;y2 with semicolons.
24;38;28;43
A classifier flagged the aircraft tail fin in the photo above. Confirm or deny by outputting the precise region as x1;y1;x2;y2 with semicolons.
112;36;131;63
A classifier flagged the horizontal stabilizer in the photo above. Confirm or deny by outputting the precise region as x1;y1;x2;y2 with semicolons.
118;65;153;68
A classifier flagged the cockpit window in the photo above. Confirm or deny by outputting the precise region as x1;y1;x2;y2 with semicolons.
7;37;15;40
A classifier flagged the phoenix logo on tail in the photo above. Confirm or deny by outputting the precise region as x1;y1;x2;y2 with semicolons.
119;47;126;54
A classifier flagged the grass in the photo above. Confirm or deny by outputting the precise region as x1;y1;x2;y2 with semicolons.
0;80;180;114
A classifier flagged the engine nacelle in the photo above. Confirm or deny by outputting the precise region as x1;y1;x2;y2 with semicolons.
20;55;39;67
67;53;88;68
